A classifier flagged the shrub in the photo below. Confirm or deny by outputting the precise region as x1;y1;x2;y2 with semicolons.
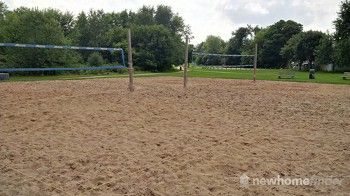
117;68;128;74
88;52;104;66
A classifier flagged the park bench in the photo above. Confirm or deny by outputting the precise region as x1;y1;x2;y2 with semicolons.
0;73;9;81
278;69;295;79
342;72;350;80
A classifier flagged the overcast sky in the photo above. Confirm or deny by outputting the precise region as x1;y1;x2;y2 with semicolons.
4;0;342;44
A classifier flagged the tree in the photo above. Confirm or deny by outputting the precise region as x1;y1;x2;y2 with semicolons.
134;6;155;26
334;38;350;69
87;10;109;46
155;5;172;28
280;33;302;65
0;0;8;21
74;10;112;61
59;12;75;38
1;8;81;68
45;9;75;38
133;25;184;71
170;15;185;34
255;20;303;68
197;35;225;65
0;3;188;73
281;31;325;69
226;27;251;65
315;35;334;65
203;35;225;53
0;1;8;42
0;1;8;66
334;0;350;69
119;10;132;28
334;0;350;41
75;12;89;46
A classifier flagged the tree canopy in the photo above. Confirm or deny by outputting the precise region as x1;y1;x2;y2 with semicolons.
0;0;349;72
281;31;325;69
194;8;349;71
0;2;187;72
315;35;334;65
194;35;225;65
255;20;303;68
334;0;350;69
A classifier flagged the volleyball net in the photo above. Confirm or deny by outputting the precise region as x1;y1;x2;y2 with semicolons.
0;43;126;73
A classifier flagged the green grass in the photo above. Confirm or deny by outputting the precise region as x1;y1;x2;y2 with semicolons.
183;67;350;85
5;66;350;85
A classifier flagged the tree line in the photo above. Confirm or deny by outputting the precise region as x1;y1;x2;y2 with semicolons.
0;2;187;72
0;1;349;72
195;0;350;71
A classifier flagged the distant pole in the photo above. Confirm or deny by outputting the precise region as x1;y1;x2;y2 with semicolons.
184;35;189;89
127;28;134;92
253;43;258;82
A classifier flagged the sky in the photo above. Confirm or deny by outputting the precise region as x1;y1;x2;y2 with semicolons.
3;0;342;44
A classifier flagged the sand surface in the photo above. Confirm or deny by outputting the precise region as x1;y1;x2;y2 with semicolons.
0;77;349;195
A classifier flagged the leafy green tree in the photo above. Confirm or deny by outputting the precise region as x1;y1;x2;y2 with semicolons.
118;10;132;28
334;0;350;69
0;2;188;73
281;31;325;69
226;27;251;54
280;33;302;65
132;25;184;71
315;35;334;65
1;8;81;68
58;12;75;38
255;20;303;68
334;38;350;69
75;12;89;46
239;25;261;65
196;35;225;65
0;0;8;21
226;27;251;65
45;9;75;38
203;35;225;53
0;1;8;66
73;10;112;62
87;10;109;46
0;1;8;44
105;27;127;48
134;6;155;26
334;0;350;41
170;15;185;34
155;5;172;28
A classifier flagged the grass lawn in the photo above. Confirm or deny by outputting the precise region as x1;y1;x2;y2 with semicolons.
5;66;350;85
184;67;350;85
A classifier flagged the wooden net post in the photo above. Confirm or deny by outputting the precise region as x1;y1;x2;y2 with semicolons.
184;35;189;89
127;28;134;92
253;43;258;82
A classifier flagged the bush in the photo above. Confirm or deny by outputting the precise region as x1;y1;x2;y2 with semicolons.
88;52;104;66
117;68;128;74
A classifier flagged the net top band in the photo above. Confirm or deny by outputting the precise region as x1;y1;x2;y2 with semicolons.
193;52;254;57
0;43;122;52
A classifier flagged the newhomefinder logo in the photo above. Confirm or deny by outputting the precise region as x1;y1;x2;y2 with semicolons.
239;174;342;188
